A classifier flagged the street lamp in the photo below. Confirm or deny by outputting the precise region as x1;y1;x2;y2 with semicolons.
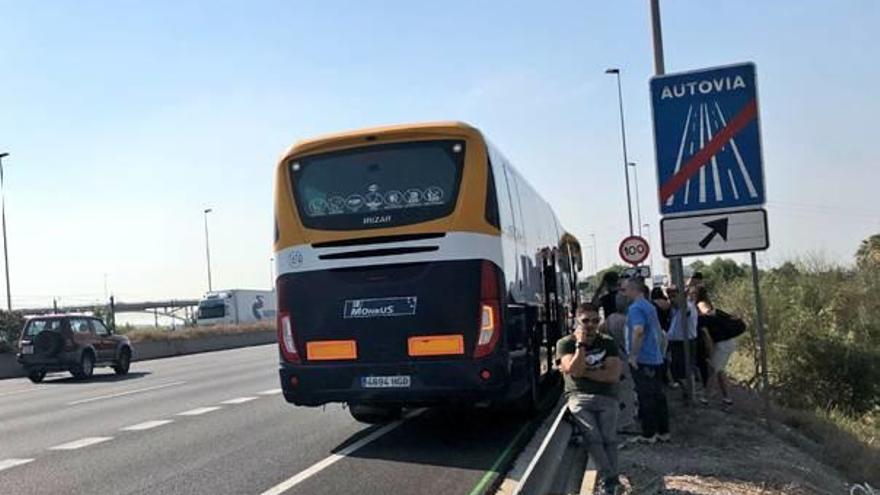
628;162;643;237
203;208;213;292
605;68;634;236
0;152;12;311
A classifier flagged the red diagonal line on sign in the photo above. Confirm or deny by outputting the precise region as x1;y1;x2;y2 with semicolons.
659;99;758;203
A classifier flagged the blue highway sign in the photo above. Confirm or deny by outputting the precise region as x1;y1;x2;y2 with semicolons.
651;63;766;216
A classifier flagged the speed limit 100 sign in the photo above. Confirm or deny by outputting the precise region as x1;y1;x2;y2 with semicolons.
619;236;650;266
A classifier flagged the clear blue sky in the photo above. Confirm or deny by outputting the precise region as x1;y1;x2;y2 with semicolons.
1;1;878;308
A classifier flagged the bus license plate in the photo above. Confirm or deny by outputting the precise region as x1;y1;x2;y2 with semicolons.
361;375;411;388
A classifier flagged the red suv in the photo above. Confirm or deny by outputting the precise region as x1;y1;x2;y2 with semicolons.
17;315;134;383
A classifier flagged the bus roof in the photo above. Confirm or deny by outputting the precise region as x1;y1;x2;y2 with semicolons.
281;121;481;161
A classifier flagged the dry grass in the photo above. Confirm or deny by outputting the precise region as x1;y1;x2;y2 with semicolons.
727;353;880;485
124;323;274;343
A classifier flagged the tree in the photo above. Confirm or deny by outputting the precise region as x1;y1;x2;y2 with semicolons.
0;311;26;353
688;257;747;291
855;233;880;270
579;264;630;298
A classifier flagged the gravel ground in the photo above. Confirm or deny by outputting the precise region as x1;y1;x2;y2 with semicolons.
615;391;851;495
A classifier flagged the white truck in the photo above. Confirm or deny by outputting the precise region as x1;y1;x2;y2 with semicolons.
196;289;276;326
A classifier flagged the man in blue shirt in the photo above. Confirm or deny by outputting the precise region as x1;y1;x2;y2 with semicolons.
624;278;670;443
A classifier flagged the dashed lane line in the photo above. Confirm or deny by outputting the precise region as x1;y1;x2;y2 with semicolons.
120;420;174;432
221;397;259;405
67;381;187;406
258;388;282;396
176;406;222;416
258;409;425;495
0;458;35;472
49;437;113;451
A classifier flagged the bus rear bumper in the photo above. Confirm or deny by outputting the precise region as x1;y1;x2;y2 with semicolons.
278;356;518;407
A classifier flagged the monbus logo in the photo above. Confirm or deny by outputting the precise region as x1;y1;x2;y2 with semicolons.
349;305;395;317
343;297;418;319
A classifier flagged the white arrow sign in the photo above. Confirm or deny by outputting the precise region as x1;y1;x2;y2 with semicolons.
661;208;769;257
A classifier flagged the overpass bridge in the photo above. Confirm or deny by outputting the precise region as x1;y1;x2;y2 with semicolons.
17;297;201;328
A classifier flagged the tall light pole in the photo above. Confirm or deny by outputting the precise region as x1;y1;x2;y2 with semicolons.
606;68;635;236
203;208;213;292
0;152;12;311
628;162;643;237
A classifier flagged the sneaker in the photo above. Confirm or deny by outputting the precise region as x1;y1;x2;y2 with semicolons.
603;476;621;495
657;433;672;443
722;397;734;406
592;478;605;495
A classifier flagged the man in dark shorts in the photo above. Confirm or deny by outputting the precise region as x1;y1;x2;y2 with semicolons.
557;303;622;494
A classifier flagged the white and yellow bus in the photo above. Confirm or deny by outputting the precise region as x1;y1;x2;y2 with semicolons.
273;122;581;422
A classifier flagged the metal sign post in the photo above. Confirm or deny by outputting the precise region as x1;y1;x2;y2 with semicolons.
649;1;771;414
649;0;694;404
750;252;771;418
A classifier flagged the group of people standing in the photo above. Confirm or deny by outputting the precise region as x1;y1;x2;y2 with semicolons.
556;271;744;495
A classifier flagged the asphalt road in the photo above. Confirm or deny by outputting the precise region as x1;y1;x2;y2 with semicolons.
0;344;541;495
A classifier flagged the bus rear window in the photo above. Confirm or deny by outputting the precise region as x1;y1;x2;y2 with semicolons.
289;140;465;230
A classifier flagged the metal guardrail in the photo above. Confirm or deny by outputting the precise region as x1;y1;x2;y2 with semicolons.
512;401;577;495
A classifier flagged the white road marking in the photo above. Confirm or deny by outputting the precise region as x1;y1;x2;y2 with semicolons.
259;409;424;495
120;420;174;431
704;103;724;202
49;437;113;450
727;169;740;200
221;397;258;405
698;103;707;203
176;406;221;416
714;101;758;198
67;381;186;406
668;104;694;207
257;388;282;396
0;458;35;472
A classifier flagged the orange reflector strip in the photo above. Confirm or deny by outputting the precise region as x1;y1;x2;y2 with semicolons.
408;335;464;357
306;340;357;361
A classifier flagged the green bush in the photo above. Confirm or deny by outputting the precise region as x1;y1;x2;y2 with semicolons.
715;257;880;416
0;311;26;353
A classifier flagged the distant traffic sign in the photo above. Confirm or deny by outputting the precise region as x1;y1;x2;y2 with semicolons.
661;209;769;257
651;63;765;216
622;265;651;280
619;236;650;266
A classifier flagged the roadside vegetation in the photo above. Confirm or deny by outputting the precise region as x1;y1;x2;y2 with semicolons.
120;322;274;343
700;234;880;484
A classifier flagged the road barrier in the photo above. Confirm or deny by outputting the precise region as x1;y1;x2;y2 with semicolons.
0;330;277;379
510;400;591;495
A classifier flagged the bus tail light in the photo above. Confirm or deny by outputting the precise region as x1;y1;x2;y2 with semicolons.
278;311;301;363
475;260;501;359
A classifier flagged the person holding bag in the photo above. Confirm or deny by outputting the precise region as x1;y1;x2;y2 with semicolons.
694;286;745;406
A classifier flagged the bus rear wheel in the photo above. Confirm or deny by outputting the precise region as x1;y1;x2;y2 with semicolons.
348;403;402;424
